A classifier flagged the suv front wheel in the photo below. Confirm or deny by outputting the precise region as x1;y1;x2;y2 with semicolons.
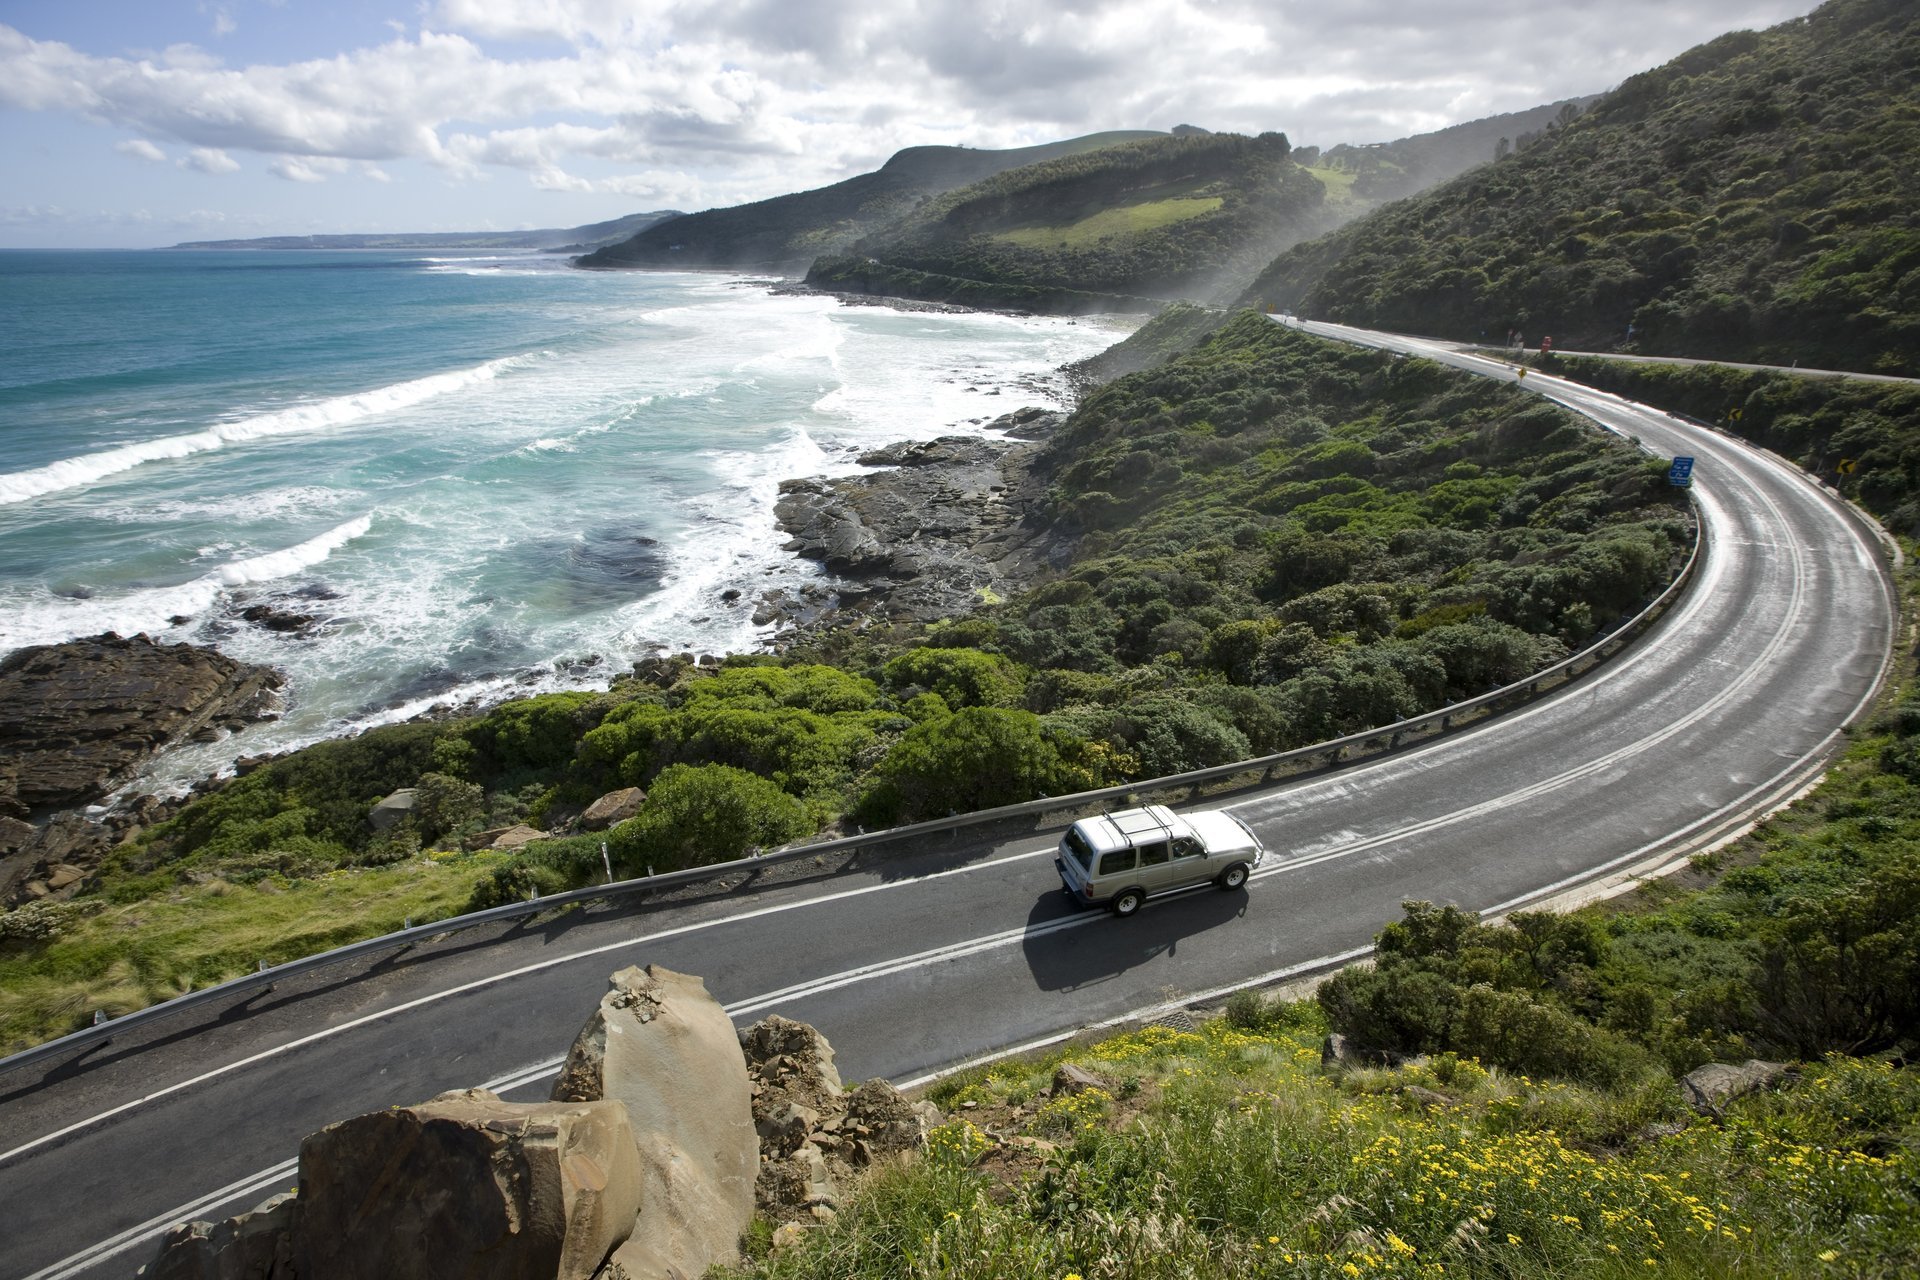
1216;863;1250;890
1111;887;1146;917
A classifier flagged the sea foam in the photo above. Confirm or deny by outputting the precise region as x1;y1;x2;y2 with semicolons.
0;356;527;506
0;515;374;652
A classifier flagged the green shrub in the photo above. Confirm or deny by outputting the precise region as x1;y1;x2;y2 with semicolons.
605;763;813;875
882;647;1026;708
466;859;574;912
861;707;1093;824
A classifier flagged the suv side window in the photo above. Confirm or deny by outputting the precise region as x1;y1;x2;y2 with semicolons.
1098;848;1137;877
1137;840;1170;867
1172;836;1203;860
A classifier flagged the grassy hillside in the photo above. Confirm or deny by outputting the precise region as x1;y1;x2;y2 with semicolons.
814;132;1333;307
575;132;1162;274
0;315;1690;1048
1242;0;1920;375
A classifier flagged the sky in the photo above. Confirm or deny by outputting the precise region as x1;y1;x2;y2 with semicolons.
1;0;1821;248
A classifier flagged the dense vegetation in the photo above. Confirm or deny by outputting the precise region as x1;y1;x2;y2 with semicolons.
0;315;1692;1047
577;132;1161;274
726;1017;1918;1278
1532;354;1920;533
1243;0;1920;375
830;132;1329;306
1300;95;1598;207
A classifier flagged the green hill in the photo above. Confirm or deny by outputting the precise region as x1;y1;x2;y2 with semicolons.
807;131;1332;310
1241;0;1920;374
575;132;1162;273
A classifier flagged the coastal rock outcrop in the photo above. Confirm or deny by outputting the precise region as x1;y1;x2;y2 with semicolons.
766;411;1072;631
552;965;758;1279
0;632;282;817
1680;1059;1792;1115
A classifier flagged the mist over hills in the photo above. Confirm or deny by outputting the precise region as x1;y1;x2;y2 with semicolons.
1241;0;1919;374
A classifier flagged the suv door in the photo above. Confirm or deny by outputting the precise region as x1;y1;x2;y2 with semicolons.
1092;845;1138;899
1168;834;1209;889
1133;838;1175;892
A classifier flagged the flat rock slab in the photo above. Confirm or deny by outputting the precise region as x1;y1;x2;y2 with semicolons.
0;632;282;816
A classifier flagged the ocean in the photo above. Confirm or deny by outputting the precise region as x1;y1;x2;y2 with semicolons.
0;249;1130;791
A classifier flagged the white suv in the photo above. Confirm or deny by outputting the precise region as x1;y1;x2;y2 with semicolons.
1055;805;1264;916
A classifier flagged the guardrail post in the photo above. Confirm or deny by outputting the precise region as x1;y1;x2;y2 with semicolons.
93;1010;107;1026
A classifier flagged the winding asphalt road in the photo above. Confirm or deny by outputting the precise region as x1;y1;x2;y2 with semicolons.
0;323;1897;1280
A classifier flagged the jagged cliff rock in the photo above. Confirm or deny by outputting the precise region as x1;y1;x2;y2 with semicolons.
552;965;758;1279
739;1014;941;1226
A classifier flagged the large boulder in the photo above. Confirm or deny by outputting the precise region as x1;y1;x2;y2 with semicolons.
293;1088;643;1280
366;789;418;832
0;632;282;817
553;966;757;1279
580;787;647;831
1680;1060;1791;1115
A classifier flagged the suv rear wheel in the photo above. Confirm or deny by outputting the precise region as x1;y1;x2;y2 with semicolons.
1216;863;1250;890
1111;887;1145;917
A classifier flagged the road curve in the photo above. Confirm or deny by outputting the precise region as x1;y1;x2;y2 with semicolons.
0;323;1896;1280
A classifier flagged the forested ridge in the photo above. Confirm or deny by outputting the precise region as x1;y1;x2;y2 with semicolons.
1241;0;1920;375
820;131;1331;306
576;131;1162;274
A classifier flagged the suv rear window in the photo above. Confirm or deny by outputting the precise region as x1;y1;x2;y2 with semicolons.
1097;848;1137;877
1063;828;1095;873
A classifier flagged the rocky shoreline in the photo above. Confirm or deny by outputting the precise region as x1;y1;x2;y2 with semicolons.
0;633;283;905
756;406;1071;636
0;401;1081;908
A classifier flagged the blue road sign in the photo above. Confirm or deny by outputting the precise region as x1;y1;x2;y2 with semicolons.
1669;456;1695;487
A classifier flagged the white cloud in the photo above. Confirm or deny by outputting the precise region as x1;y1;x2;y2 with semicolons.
269;156;339;182
1;2;1823;219
183;146;240;172
116;138;167;162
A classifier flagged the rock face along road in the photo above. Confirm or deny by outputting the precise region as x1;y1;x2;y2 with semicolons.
0;324;1897;1280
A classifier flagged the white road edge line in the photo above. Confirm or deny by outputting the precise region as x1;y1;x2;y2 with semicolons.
18;1159;298;1280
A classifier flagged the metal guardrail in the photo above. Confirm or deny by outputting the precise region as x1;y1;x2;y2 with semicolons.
0;508;1703;1079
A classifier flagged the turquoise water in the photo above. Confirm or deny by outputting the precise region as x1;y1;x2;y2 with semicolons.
0;249;1127;787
